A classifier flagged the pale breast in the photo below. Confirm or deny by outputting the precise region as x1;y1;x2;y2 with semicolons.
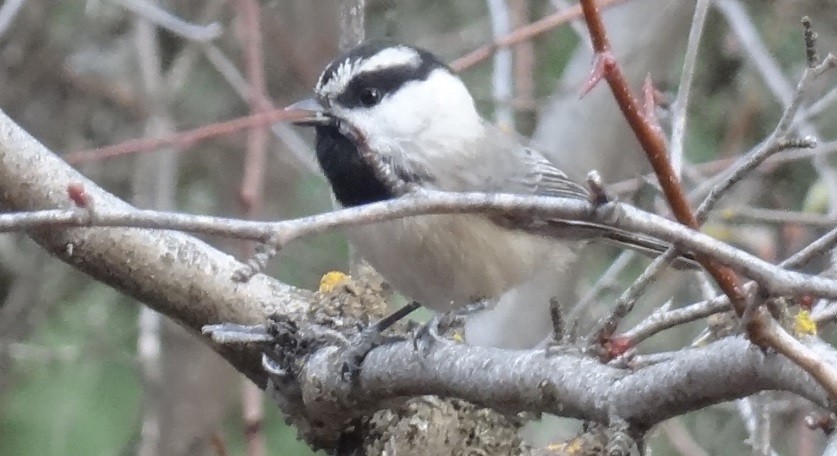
346;214;573;311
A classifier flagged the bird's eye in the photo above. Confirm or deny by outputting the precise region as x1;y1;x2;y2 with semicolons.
358;87;382;107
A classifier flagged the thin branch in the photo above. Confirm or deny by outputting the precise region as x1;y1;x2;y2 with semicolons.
202;45;319;174
338;0;365;52
578;0;748;323
486;0;515;129
695;137;819;223
575;250;635;312
64;108;311;165
233;2;269;455
714;0;794;107
509;0;535;111
108;0;222;43
720;207;837;228
608;117;822;339
5;191;837;300
781;226;837;271
0;0;26;40
449;0;628;72
609;140;837;196
132;15;176;456
622;294;731;346
669;0;710;177
804;86;837;122
590;247;679;349
737;397;780;456
235;0;269;215
625;226;837;344
578;0;837;400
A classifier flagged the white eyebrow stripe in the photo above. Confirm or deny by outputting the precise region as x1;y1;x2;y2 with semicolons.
316;46;421;100
356;46;420;74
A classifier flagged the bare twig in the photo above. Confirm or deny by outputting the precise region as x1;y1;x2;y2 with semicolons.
610;134;821;340
737;397;780;456
782;227;837;271
233;1;269;454
804;86;837;122
487;0;514;129
202;45;318;174
5;191;837;301
590;248;680;351
108;0;222;43
338;0;365;52
0;0;26;40
64;108;312;165
578;0;748;338
669;0;710;177
509;0;535;111
695;137;819;222
623;294;731;346
578;0;837;400
609;140;837;196
235;0;269;215
132;15;179;456
575;250;635;312
449;0;628;72
720;207;837;228
625;226;837;344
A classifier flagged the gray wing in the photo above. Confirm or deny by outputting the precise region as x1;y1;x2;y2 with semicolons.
434;122;589;200
430;123;698;268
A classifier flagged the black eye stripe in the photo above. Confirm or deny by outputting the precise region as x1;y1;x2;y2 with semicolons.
316;42;451;109
336;65;433;107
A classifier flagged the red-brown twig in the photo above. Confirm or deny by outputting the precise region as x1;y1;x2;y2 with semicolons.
578;0;746;312
234;1;269;455
578;0;837;400
236;0;269;213
449;0;629;72
64;108;309;164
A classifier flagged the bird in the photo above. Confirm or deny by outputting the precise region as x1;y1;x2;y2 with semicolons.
290;42;689;342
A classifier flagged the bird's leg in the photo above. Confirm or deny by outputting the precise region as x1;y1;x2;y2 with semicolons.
340;301;421;381
412;299;491;354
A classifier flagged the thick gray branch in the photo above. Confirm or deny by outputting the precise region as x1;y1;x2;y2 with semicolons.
300;336;827;430
0;108;310;387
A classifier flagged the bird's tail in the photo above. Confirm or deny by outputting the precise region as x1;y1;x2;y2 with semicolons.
539;220;700;270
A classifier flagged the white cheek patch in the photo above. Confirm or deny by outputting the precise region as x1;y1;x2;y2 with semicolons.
376;70;483;145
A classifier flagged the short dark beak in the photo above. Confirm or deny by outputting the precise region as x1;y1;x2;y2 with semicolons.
284;98;332;126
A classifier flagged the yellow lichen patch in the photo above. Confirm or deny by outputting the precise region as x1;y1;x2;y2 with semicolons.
319;271;350;293
547;437;583;453
794;310;817;337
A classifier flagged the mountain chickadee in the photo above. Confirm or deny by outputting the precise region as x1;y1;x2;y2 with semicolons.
291;42;683;319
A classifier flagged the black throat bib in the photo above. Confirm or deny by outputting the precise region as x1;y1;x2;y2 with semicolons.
314;124;394;207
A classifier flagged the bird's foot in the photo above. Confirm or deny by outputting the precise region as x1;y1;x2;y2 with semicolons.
412;311;455;355
339;301;421;382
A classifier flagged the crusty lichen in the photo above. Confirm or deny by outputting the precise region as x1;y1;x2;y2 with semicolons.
359;396;527;456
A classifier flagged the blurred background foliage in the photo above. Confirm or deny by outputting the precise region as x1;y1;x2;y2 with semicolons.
0;0;835;455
